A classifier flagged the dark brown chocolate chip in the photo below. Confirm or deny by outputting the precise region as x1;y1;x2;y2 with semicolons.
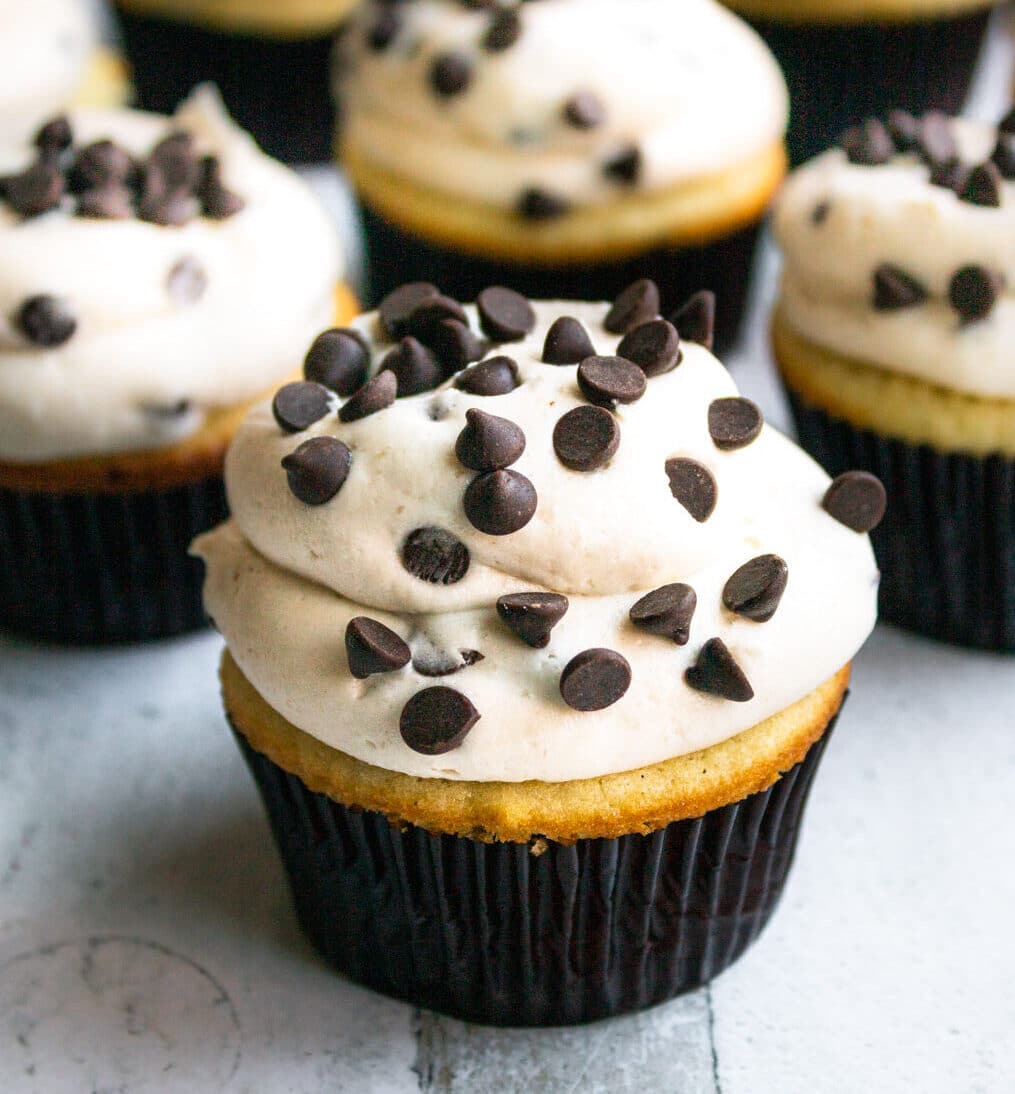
603;145;641;186
517;187;570;220
929;156;967;193
822;471;887;533
886;109;920;152
992;133;1015;180
403;294;468;341
670;291;715;350
723;555;788;622
70;140;134;191
379;282;440;339
77;183;134;220
454;355;520;396
665;458;716;522
482;9;521;51
1001;106;1015;134
559;648;631;712
918;111;957;168
617;319;681;377
272;381;332;433
456;408;526;471
346;616;411;678
840;118;894;165
380;337;443;396
34;114;73;156
339;370;398;422
413;647;484;678
564;91;605;129
629;583;696;645
138;189;195;227
463;469;537;535
577;355;647;407
811;200;831;226
685;638;754;702
873;264;928;310
367;8;401;50
201;178;246;219
708;397;763;451
430;318;488;376
477;286;536;342
604;279;659;334
542;316;595;364
167;256;207;304
304;328;370;396
496;592;568;648
281;436;352;505
400;687;480;755
553;405;620;471
15;295;76;346
149;131;199;191
5;160;64;217
401;527;470;584
949;265;1005;323
959;161;1002;207
430;52;473;97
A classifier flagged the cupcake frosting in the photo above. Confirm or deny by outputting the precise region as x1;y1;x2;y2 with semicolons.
775;112;1015;399
0;88;342;463
196;290;879;783
339;0;788;213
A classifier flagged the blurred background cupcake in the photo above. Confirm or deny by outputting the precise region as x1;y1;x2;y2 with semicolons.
337;0;789;352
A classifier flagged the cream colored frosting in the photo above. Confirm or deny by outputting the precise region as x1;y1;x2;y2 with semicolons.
339;0;788;209
195;300;879;783
0;89;342;462
775;118;1015;399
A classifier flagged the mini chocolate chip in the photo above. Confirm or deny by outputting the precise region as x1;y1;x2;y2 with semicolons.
34;114;73;156
559;648;631;712
723;555;789;622
272;381;331;433
413;647;484;678
840;118;894;165
379;282;440;338
483;9;520;51
542;317;595;364
887;109;920;152
304;328;370;396
202;179;246;220
477;286;536;342
346;616;411;678
949;264;1005;323
1001;106;1015;134
873;264;928;310
339;370;398;422
708;397;763;451
822;471;887;533
401;527;471;584
517;187;570;220
380;337;443;396
456;408;526;471
282;436;352;505
15;295;76;346
960;161;1002;207
430;52;473;97
138;189;195;227
430;318;488;376
76;183;134;220
992;134;1015;180
553;405;620;471
454;355;520;395
166;256;208;304
463;469;537;535
563;91;605;129
149;131;199;190
616;319;681;377
665;458;716;523
918;111;957;168
604;279;659;334
5;160;64;217
403;294;468;341
670;291;715;350
685;638;753;702
400;687;480;755
577;355;647;407
496;592;568;648
603;145;641;186
367;8;401;49
629;583;696;645
811;200;831;226
929;156;967;193
70;140;134;191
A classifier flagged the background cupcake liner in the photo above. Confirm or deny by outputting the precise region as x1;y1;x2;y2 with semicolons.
788;392;1015;651
0;476;227;644
360;206;762;356
234;709;840;1027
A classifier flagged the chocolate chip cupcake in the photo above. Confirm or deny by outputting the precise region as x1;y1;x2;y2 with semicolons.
194;284;882;1026
773;109;1014;649
722;0;996;164
113;0;361;162
337;0;789;353
0;88;350;643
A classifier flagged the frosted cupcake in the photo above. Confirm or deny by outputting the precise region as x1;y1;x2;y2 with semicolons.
773;110;1014;649
0;89;350;643
195;284;882;1025
337;0;788;352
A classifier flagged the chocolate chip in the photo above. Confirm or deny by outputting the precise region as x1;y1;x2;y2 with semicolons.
379;282;440;339
413;647;484;678
918;111;957;168
34;114;73;157
517;187;570;220
563;91;605;129
603;145;641;186
167;256;207;304
616;319;681;377
346;616;411;678
304;328;370;396
886;109;920;152
949;265;1005;323
454;355;520;395
604;279;659;334
483;10;520;51
430;52;473;97
367;8;401;50
456;408;526;470
929;156;967;193
380;337;443;396
670;291;715;350
463;469;537;535
723;555;788;622
281;436;352;505
577;355;647;407
150;130;198;183
496;592;568;648
685;638;753;702
840;118;894;165
665;458;716;522
4;160;64;217
201;177;246;220
272;381;332;433
138;189;195;227
708;398;763;451
401;527;470;584
542;317;594;364
822;471;887;533
430;319;488;376
553;406;620;471
811;200;831;226
559;649;631;712
70;140;134;191
629;583;696;645
992;134;1015;180
400;687;480;755
403;294;468;342
76;183;134;220
1001;106;1015;134
873;264;928;310
959;161;1002;207
339;370;398;422
477;286;536;342
15;295;76;346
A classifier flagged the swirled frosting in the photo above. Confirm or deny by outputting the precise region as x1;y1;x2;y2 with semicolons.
0;89;342;462
195;296;879;783
775;113;1015;399
339;0;788;212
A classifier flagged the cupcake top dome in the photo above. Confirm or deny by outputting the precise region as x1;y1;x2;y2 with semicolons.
196;282;881;783
0;88;342;463
775;109;1014;398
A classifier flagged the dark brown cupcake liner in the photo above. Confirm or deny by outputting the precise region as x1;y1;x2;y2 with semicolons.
233;705;841;1027
0;476;227;644
359;204;762;357
787;390;1015;651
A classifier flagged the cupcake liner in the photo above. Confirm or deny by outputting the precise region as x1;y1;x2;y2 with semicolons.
359;205;762;356
0;476;227;644
787;391;1015;651
233;708;840;1027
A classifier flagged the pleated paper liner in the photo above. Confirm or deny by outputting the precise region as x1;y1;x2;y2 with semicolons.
787;391;1015;652
233;706;841;1027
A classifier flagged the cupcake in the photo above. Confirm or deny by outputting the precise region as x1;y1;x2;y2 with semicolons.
722;0;996;164
194;285;882;1026
0;88;350;643
113;0;361;162
337;0;789;353
773;109;1014;649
